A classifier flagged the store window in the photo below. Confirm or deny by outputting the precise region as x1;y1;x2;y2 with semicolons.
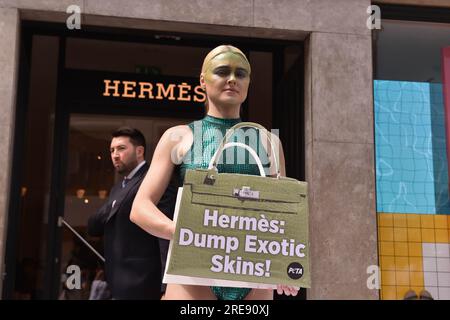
374;17;450;300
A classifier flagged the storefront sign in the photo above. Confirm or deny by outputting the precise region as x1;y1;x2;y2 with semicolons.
63;70;207;116
102;80;206;102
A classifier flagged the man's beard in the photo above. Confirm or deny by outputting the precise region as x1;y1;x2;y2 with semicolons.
115;159;138;176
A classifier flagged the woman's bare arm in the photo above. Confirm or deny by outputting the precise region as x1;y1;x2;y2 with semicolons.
130;125;192;240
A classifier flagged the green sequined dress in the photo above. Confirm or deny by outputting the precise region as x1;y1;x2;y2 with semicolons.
175;114;270;300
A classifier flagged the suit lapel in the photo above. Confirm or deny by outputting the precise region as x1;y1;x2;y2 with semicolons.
106;163;149;222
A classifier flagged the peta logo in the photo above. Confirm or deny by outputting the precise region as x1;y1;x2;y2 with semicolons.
287;262;304;280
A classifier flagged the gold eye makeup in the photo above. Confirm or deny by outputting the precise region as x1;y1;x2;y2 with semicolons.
212;66;249;79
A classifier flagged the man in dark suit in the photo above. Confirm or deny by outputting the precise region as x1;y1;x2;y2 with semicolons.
88;127;173;300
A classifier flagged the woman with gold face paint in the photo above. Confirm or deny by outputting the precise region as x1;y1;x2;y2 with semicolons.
131;45;299;300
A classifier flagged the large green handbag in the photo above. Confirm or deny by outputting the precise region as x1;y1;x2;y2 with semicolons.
164;122;310;289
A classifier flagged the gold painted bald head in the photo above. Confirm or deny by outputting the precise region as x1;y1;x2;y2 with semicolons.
201;45;251;76
199;45;251;111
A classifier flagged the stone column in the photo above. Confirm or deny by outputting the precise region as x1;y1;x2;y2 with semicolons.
305;32;378;299
0;7;20;295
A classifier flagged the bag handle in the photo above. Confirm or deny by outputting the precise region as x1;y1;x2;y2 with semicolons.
207;122;280;178
207;142;266;177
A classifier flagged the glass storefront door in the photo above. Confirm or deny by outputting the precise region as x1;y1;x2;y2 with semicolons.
56;114;188;299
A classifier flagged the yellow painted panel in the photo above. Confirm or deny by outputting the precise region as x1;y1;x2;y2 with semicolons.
408;243;422;257
380;241;395;256
435;229;449;243
395;271;410;286
381;285;397;300
407;228;421;243
434;215;448;229
409;257;423;272
394;228;408;242
378;213;393;227
395;257;409;271
421;215;434;229
381;270;396;285
381;256;396;271
421;228;435;242
410;272;424;286
393;214;407;227
380;227;394;241
394;242;408;256
407;214;421;228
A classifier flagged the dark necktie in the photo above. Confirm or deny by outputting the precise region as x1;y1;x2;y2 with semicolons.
122;177;129;188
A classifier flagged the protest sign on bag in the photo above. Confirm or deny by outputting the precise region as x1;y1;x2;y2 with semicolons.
163;170;310;289
164;122;310;289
